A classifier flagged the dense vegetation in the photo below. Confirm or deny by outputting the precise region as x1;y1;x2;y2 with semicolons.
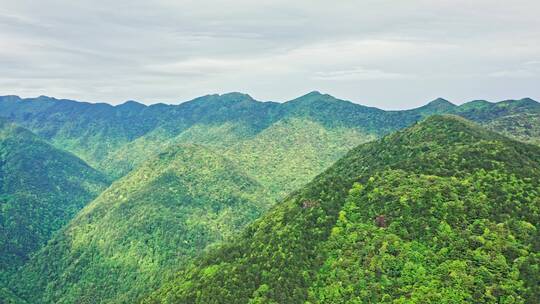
0;120;109;284
146;116;540;303
2;93;538;200
224;118;375;197
485;113;540;146
10;144;272;304
1;92;539;303
0;285;27;304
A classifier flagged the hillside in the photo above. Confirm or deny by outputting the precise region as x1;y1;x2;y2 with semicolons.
2;94;538;188
0;120;109;283
147;115;540;303
0;93;280;178
485;113;540;146
224;118;375;198
10;144;273;304
0;284;27;304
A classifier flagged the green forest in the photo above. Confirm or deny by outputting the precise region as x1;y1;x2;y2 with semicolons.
144;115;540;304
1;93;540;304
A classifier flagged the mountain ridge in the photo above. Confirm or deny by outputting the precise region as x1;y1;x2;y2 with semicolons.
2;93;537;108
2;92;539;200
146;115;540;303
11;143;273;304
0;120;110;283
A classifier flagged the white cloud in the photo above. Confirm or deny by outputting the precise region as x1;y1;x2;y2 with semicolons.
0;0;538;108
314;68;412;81
488;70;536;78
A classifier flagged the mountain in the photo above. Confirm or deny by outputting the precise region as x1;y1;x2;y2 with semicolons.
11;144;273;304
402;97;457;117
146;116;540;303
98;93;281;180
2;93;540;303
0;94;280;179
0;120;109;283
485;113;540;145
1;94;539;199
224;117;375;197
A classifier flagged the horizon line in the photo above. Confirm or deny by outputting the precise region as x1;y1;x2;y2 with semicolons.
1;91;538;112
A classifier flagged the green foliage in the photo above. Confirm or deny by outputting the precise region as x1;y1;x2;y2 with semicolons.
224;118;375;198
2;94;538;188
11;144;272;304
0;283;27;304
310;170;539;303
485;113;540;145
2;91;540;303
0;120;109;283
146;116;540;304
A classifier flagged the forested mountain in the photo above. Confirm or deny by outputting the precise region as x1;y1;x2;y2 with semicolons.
10;144;272;304
0;120;109;284
1;93;539;199
485;113;540;146
0;285;27;304
146;116;540;303
1;93;540;303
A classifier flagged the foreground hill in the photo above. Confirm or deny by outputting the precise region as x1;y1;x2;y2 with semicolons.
11;144;272;303
147;115;540;303
0;120;109;283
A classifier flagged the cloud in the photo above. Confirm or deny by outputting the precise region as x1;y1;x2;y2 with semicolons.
488;70;536;78
0;0;538;108
314;68;412;81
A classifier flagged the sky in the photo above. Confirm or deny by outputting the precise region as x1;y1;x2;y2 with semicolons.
0;0;539;109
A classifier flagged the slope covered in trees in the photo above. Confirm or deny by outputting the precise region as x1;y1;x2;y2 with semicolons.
147;115;540;303
1;93;538;190
224;118;375;198
10;144;272;304
485;113;540;146
0;120;109;283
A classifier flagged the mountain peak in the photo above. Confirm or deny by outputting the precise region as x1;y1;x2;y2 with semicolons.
518;97;539;105
429;97;453;105
116;100;146;109
289;91;341;104
305;90;323;96
219;92;254;100
0;95;22;101
410;98;456;116
36;95;55;100
390;114;510;149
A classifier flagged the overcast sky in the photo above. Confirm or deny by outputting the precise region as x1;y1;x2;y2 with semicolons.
0;0;539;109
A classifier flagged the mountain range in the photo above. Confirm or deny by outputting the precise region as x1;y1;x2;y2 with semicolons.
11;144;272;303
1;92;539;198
146;115;540;303
0;92;539;303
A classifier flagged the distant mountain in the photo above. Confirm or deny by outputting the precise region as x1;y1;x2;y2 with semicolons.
455;97;540;122
11;144;272;304
1;93;538;200
0;120;109;282
147;116;540;303
0;95;175;176
401;97;457;117
485;113;540;145
224;117;375;197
